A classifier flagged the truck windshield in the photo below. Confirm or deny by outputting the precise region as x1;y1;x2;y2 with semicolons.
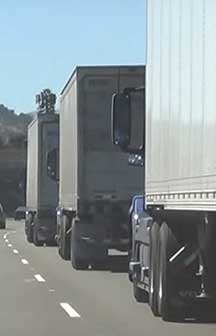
134;197;144;213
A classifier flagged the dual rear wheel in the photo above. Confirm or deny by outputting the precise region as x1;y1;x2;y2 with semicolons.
133;221;179;321
58;216;108;270
157;222;180;320
58;215;71;260
150;222;180;320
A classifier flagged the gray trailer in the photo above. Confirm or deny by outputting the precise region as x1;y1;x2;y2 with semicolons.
57;65;144;269
25;111;59;246
112;0;216;321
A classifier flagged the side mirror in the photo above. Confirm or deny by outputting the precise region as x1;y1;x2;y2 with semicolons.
111;93;131;149
47;148;59;181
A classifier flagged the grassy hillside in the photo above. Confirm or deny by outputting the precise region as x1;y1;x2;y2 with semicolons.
0;104;33;214
0;104;32;147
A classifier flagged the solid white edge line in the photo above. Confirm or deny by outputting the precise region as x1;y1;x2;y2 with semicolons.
21;259;29;265
60;303;80;318
13;249;19;254
34;274;46;282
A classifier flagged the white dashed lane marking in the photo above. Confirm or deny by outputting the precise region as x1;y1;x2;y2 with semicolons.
3;230;76;320
21;259;29;265
60;303;80;318
34;274;46;282
13;249;19;254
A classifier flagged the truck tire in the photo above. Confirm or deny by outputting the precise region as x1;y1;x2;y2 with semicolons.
90;246;108;270
33;215;43;247
26;213;33;243
71;251;89;270
91;254;108;270
157;222;179;321
71;220;89;270
0;218;6;229
149;221;160;316
133;243;149;303
58;215;71;260
198;213;216;295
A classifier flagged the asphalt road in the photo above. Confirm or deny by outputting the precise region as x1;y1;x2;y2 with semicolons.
1;219;216;336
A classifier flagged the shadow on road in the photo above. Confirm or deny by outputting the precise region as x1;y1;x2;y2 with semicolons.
168;315;216;324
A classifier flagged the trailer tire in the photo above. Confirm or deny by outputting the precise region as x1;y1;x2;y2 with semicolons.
26;213;33;243
59;215;71;260
157;222;179;321
71;220;89;270
149;221;160;316
33;215;43;247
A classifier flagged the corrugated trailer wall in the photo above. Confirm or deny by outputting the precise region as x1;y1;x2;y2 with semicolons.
59;75;78;210
26;119;38;209
77;67;144;203
146;0;216;210
59;66;145;212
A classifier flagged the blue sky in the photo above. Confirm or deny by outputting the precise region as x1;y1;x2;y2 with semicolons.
0;0;146;113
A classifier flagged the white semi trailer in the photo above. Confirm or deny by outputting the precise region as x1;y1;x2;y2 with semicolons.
112;0;216;321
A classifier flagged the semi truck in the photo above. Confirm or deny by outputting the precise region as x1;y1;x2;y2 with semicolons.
25;90;59;246
56;66;144;270
111;0;216;321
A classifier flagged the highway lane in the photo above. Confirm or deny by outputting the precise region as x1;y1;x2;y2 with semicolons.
1;219;216;336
